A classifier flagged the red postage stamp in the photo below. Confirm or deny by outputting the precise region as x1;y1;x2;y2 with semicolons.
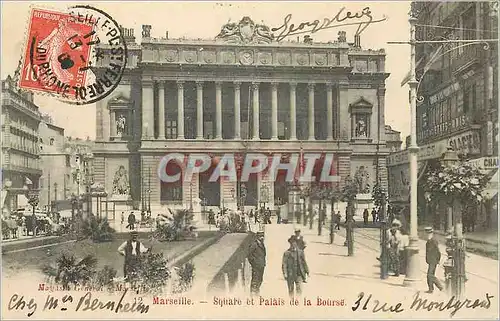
19;8;94;98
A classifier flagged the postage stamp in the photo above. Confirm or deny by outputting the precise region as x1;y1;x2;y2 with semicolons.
19;5;127;105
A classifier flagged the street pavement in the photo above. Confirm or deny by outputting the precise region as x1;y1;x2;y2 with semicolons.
249;222;499;319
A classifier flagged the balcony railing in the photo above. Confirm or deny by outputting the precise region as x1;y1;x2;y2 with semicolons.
452;45;480;74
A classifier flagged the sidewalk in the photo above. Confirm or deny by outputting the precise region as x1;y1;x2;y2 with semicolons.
256;223;499;319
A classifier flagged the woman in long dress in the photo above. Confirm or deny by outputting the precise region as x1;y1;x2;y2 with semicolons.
388;228;401;277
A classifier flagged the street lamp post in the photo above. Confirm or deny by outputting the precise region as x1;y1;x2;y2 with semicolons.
441;147;465;298
402;15;421;287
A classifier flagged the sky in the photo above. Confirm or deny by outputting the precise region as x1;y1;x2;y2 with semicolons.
1;1;411;140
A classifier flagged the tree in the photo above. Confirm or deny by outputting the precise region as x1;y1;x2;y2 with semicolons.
80;216;115;242
154;209;196;241
423;161;489;226
341;176;359;256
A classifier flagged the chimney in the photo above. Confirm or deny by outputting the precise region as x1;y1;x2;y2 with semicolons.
354;34;361;48
166;31;169;39
123;28;136;44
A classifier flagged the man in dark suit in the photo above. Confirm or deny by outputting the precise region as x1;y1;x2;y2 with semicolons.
425;227;443;293
282;235;309;299
291;228;307;250
247;231;266;296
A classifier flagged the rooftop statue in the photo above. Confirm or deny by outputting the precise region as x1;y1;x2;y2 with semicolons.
215;16;274;44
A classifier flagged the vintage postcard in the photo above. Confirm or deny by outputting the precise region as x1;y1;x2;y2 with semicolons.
1;1;498;319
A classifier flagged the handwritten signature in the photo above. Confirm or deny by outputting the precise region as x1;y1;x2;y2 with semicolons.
7;288;149;317
271;7;387;42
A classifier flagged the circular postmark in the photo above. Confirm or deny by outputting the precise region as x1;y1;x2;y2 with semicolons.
24;5;127;105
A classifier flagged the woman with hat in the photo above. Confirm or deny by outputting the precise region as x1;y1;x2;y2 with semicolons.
387;222;402;277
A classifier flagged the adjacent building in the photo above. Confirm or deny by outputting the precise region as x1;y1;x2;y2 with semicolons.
387;2;498;231
38;115;72;211
93;18;392;220
1;76;42;214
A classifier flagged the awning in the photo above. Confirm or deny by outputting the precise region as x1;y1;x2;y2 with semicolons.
482;169;499;200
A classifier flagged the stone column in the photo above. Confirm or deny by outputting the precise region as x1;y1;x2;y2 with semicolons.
308;83;315;140
326;82;334;140
142;81;154;139
252;82;260;140
158;81;165;139
338;82;349;140
177;81;185;140
377;87;386;143
215;81;223;139
196;81;204;139
110;110;116;137
234;81;241;140
289;82;297;140
271;82;278;140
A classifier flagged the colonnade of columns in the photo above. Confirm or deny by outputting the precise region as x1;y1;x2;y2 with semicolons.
142;80;342;141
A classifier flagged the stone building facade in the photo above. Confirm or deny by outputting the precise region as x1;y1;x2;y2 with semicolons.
387;2;498;231
1;76;42;214
93;18;391;216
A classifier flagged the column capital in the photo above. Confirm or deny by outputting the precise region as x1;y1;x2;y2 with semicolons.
156;80;166;86
142;79;154;87
377;87;386;96
176;81;185;89
271;81;279;89
215;81;223;88
289;82;297;89
233;81;241;88
307;83;315;91
196;81;204;88
325;81;334;89
252;82;260;90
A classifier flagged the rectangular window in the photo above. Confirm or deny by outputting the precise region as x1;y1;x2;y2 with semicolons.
204;121;214;139
278;121;286;140
166;120;177;139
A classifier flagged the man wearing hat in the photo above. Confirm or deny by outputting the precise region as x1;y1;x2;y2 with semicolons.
425;227;443;293
118;230;150;280
247;231;266;296
291;228;306;250
282;235;309;299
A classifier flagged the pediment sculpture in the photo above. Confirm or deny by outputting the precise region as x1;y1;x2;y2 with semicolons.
215;16;274;44
112;165;130;196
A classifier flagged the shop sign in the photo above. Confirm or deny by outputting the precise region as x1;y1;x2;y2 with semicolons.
429;82;460;105
448;130;480;156
387;140;448;166
467;157;499;171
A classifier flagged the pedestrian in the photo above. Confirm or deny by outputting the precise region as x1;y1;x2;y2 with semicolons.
126;212;136;230
388;224;401;277
425;227;443;293
121;212;125;225
371;208;377;223
117;230;150;280
247;231;266;297
282;235;309;300
156;214;161;229
266;207;272;224
208;210;216;226
335;211;341;230
292;228;307;250
276;206;281;224
399;227;409;275
363;208;369;226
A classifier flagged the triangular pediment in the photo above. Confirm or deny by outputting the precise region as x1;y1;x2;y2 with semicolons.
349;96;373;109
